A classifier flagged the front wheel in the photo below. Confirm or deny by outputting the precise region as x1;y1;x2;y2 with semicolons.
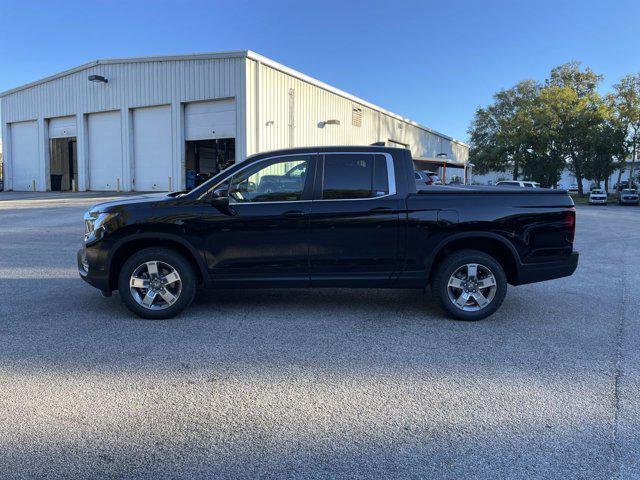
431;250;507;321
118;247;197;319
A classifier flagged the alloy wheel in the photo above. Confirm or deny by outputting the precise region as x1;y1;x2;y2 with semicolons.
446;263;497;312
129;261;182;311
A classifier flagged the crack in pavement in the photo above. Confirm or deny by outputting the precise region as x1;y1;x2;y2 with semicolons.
611;238;627;480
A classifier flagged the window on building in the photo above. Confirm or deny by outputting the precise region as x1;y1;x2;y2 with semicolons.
352;105;363;127
322;154;389;200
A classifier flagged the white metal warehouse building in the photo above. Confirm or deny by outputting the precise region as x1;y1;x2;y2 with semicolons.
0;50;469;192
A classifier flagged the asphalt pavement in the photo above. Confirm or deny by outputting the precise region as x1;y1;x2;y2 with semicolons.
0;192;638;479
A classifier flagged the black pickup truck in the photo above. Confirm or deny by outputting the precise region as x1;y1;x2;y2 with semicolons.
78;146;578;321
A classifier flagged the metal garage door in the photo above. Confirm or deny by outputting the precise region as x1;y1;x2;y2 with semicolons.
88;111;122;191
49;116;77;138
184;99;235;141
133;105;172;191
10;121;39;191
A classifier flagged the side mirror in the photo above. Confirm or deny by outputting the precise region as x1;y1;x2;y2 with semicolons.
210;189;229;207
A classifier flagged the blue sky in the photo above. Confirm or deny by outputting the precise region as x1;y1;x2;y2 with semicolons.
1;0;639;141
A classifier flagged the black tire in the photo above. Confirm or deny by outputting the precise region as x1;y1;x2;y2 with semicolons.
431;249;507;321
118;247;197;319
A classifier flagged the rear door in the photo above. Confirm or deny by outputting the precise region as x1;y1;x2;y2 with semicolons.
308;152;402;286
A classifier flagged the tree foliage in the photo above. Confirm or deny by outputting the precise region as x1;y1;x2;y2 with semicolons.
468;62;640;194
468;80;539;179
611;74;640;186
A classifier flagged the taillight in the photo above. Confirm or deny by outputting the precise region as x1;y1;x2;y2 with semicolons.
565;208;576;243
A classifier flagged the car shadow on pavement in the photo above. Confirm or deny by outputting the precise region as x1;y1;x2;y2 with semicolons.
192;286;446;320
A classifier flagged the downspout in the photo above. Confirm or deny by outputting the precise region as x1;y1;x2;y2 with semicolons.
255;60;261;154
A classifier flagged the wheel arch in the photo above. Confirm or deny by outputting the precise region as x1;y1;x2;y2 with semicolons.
427;233;521;284
107;233;207;292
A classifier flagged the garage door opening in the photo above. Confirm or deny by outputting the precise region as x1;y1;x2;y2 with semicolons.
185;138;235;190
49;138;78;191
184;99;236;190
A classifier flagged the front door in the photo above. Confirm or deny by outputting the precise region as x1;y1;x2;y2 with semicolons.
202;153;316;286
309;152;401;286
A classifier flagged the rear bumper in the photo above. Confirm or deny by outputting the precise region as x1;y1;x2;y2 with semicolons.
77;247;111;292
514;252;579;285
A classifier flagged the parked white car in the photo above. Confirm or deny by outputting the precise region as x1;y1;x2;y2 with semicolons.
496;180;541;188
588;189;607;205
618;188;639;206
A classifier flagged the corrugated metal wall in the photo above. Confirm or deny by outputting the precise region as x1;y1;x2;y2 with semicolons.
1;58;242;121
245;59;468;163
1;57;246;191
1;53;467;191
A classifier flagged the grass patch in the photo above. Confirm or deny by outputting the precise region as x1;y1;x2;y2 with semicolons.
570;195;589;205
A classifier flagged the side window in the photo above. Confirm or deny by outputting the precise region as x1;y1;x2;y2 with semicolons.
227;155;310;203
322;154;389;200
286;163;306;178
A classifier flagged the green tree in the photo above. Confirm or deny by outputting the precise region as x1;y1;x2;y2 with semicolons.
611;74;640;188
540;62;605;196
468;62;627;195
583;118;626;191
468;80;539;179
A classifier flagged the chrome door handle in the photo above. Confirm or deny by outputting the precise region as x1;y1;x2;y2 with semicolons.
283;210;306;218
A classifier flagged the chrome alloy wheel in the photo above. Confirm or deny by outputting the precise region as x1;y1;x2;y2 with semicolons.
446;263;497;312
129;261;182;311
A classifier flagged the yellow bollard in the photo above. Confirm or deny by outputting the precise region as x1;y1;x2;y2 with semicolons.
116;178;120;192
168;176;172;191
32;179;36;191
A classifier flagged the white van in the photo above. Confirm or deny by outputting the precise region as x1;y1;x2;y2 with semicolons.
496;180;541;188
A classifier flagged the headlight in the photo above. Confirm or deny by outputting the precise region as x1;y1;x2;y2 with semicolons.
84;211;118;241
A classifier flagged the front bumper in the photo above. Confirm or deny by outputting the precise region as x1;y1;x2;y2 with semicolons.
514;251;579;285
589;198;607;204
77;246;111;292
620;197;639;204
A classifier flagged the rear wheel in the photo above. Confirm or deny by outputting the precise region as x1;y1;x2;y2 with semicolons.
432;249;507;321
118;248;197;319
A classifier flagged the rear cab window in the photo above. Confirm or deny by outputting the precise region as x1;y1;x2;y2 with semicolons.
321;153;393;200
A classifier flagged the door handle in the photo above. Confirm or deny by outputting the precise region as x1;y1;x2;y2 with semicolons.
368;207;393;213
283;210;306;218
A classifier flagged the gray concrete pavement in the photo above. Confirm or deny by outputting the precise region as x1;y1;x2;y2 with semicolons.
0;192;638;479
